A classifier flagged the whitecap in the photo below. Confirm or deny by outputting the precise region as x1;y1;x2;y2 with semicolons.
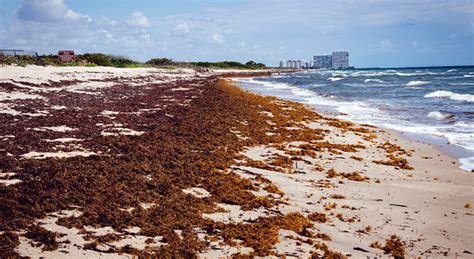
464;74;474;78
406;81;430;86
396;72;437;76
427;111;454;120
328;77;343;82
425;90;474;103
364;79;385;83
447;69;457;72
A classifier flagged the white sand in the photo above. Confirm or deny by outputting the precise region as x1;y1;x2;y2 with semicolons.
101;128;145;136
32;126;77;132
16;209;164;258
45;138;83;143
0;172;21;186
0;91;44;102
182;187;211;198
21;150;96;159
219;119;474;257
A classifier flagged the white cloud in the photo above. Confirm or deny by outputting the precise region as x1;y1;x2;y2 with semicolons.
17;0;68;22
16;0;90;23
65;10;92;22
173;23;190;34
126;11;151;28
210;33;224;44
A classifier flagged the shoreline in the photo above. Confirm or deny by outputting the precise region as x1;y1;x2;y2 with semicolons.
1;66;472;258
232;77;473;257
233;75;474;173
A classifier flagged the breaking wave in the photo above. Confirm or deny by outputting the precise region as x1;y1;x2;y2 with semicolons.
364;79;385;83
406;81;430;86
328;77;343;82
427;111;454;120
425;91;474;103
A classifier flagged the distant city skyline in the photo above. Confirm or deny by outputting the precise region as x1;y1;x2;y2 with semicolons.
281;50;349;69
0;0;472;67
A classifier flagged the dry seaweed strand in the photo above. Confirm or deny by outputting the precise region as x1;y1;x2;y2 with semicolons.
0;74;409;257
370;235;406;258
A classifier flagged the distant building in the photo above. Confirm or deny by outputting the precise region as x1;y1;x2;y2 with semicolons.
331;51;349;69
280;50;349;69
289;60;299;68
281;59;314;69
296;60;302;69
58;50;75;62
314;55;332;69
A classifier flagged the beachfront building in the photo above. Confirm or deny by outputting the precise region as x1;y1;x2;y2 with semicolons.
281;51;349;69
281;59;310;69
314;55;332;69
332;51;349;69
295;60;302;69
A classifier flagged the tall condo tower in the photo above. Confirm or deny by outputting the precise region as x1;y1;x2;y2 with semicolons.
331;51;349;69
313;55;332;69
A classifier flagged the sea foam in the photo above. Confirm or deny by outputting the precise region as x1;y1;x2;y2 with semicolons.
406;80;429;86
427;111;454;120
364;79;385;83
328;77;343;82
425;90;474;103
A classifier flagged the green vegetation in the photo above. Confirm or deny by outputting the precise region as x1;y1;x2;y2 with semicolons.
188;60;266;70
0;55;42;67
146;58;174;66
80;53;142;68
1;52;267;70
145;58;267;70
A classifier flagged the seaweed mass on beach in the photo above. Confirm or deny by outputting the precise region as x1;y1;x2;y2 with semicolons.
0;66;473;258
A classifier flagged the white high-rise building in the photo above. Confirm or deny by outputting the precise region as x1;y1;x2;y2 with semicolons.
296;60;302;68
331;51;349;69
279;60;285;68
314;55;332;69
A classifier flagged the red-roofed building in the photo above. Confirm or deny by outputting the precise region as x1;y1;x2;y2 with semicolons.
58;50;75;62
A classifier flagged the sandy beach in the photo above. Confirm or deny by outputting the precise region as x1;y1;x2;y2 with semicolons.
0;66;472;258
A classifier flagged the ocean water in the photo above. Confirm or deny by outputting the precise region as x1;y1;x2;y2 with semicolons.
234;66;474;171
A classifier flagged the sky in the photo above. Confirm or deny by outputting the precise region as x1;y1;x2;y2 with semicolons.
0;0;473;67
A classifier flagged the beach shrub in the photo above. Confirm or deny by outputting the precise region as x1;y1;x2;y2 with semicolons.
110;55;141;68
80;53;113;66
146;58;174;66
246;60;266;69
76;53;141;67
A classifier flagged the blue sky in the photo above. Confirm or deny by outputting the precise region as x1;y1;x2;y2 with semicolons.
0;0;472;67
